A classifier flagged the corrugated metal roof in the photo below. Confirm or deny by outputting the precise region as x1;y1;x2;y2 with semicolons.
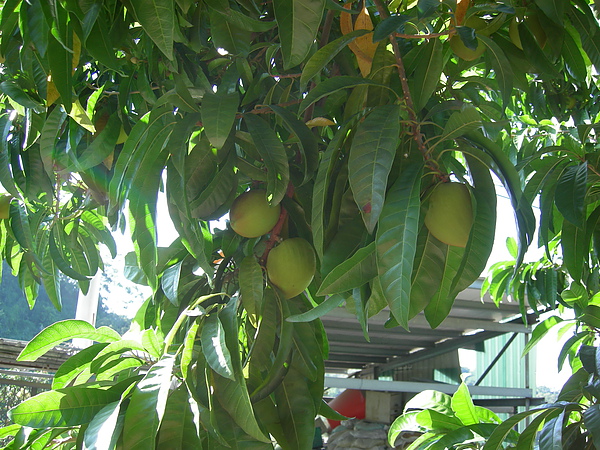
322;280;531;374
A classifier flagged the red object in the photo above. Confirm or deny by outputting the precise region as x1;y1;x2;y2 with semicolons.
326;389;366;429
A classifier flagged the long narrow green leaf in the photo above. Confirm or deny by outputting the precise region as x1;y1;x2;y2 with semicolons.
9;387;121;428
424;245;465;328
300;29;370;89
239;256;264;319
317;242;376;295
376;164;423;329
244;114;289;205
201;92;239;150
555;161;587;228
448;155;497;297
522;315;563;356
270;105;319;185
201;314;235;381
479;35;514;107
52;343;109;389
129;0;174;59
311;121;353;262
83;400;123;450
273;366;317;449
274;0;325;69
409;39;443;112
438;105;481;143
18;320;120;361
156;385;202;450
123;355;176;450
299;77;395;113
348;104;401;233
451;383;478;426
482;406;561;450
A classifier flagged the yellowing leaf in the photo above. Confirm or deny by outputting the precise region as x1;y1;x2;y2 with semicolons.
72;32;81;72
341;4;376;76
305;117;336;127
340;4;354;36
46;79;60;105
353;7;377;58
455;0;470;26
68;99;96;133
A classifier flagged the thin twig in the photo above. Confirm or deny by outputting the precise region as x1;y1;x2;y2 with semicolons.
372;0;443;176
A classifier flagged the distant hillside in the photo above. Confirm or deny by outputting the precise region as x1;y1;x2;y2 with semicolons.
0;263;130;340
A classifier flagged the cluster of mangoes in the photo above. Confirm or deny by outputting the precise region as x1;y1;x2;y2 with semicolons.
229;189;316;299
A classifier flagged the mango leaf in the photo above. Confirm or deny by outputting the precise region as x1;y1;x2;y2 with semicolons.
201;314;235;381
47;29;73;112
274;0;325;69
0;115;20;197
156;385;202;450
522;315;564;356
584;404;600;449
300;29;370;89
439;105;481;143
215;299;270;443
269;105;318;185
464;133;536;269
409;39;443;112
244;114;289;205
482;405;562;450
562;28;587;81
18;320;120;361
373;14;411;42
161;261;183;305
555;162;587;228
424;244;465;328
129;0;174;59
376;164;423;329
123;355;176;450
416;409;463;431
209;9;251;56
205;0;275;32
201;92;239;150
83;400;123;450
538;409;565;450
52;343;110;389
273;366;317;449
388;411;420;446
451;383;478;426
239;256;264;319
72;115;120;172
299;76;395;113
409;230;446;318
447;155;497;300
515;409;561;449
318;242;376;295
562;219;586;282
349;104;401;233
41;247;62;311
311;120;353;261
9;387;122;428
535;0;564;25
479;35;514;107
286;294;345;322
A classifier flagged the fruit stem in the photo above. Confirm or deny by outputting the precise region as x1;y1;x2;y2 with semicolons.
260;184;294;265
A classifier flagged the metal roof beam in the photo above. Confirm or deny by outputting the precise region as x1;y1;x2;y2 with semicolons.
324;376;534;398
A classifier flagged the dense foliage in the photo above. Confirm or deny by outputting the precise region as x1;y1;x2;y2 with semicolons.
2;0;600;448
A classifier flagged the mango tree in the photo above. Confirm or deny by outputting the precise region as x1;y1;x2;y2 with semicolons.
0;0;599;448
